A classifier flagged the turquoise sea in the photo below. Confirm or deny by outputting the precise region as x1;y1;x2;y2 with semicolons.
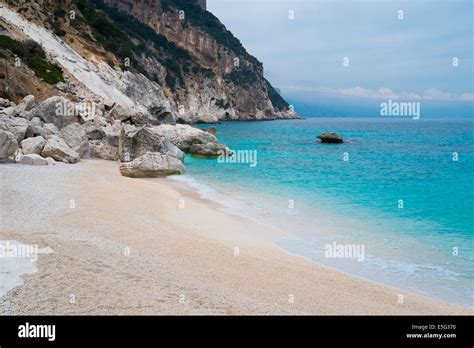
174;117;474;307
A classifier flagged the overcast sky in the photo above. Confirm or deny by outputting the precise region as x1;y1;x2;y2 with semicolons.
208;0;473;113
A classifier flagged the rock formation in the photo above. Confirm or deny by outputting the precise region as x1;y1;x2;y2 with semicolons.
190;142;229;158
317;133;344;144
0;94;229;175
0;0;299;176
42;135;81;164
103;0;298;122
119;152;185;178
0;130;18;159
19;154;49;166
20;136;46;155
0;0;298;124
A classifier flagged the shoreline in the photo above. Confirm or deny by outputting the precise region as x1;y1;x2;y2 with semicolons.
169;169;473;308
0;159;471;314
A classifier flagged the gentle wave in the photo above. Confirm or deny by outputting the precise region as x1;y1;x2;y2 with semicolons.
169;172;473;307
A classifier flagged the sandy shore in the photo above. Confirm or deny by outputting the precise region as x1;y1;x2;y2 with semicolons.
0;159;470;315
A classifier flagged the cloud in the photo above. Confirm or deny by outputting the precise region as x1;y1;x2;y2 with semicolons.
422;88;452;100
460;93;474;101
209;0;473;107
286;86;474;101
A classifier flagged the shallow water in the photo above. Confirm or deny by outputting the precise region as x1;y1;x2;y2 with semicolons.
0;240;53;297
177;117;474;307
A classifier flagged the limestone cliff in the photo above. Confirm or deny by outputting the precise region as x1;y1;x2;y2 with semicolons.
1;0;298;123
102;0;297;122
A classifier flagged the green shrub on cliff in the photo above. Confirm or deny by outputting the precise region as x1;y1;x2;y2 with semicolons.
160;0;260;67
0;35;27;57
0;35;64;85
73;0;139;69
73;0;197;89
30;54;64;84
224;69;259;86
215;99;230;109
265;79;289;111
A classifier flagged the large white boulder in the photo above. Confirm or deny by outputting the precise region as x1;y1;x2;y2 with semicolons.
33;96;77;129
82;121;105;141
119;152;185;178
0;130;18;159
190;142;230;158
163;138;184;162
152;124;217;152
58;123;90;158
17;95;36;112
0;116;28;143
89;140;118;160
29;117;43;127
110;104;132;122
42;135;80;163
119;125;167;162
20;136;46;155
25;117;47;139
43;123;59;136
19;154;48;166
85;121;121;160
0;106;18;117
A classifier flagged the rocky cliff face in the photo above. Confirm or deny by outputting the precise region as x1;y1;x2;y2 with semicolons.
0;0;297;123
102;0;296;122
0;0;252;178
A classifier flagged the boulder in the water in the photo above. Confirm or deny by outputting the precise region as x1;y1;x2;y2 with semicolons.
317;133;344;144
190;142;229;158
